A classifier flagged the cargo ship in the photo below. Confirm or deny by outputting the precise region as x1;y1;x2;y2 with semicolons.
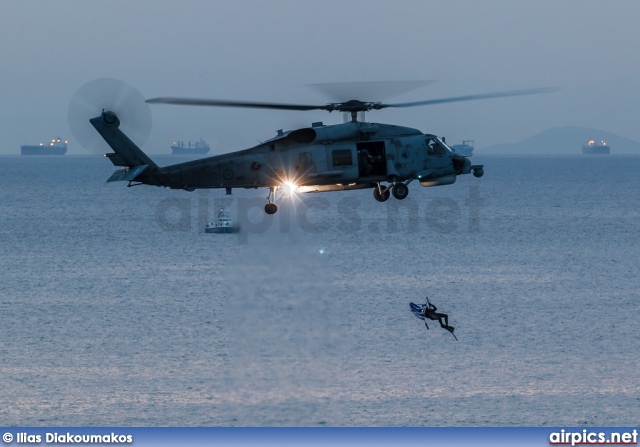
171;139;210;155
21;138;67;155
451;140;474;157
582;139;610;154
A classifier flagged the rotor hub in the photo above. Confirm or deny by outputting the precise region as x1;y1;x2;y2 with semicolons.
324;100;383;113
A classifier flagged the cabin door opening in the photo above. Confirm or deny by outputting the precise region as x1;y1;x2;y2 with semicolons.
357;141;386;177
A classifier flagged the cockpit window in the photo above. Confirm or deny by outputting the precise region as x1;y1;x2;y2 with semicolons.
426;138;449;156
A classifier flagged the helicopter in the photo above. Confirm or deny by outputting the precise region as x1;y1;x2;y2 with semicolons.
89;85;552;214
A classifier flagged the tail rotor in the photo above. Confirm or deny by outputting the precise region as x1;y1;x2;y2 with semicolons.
68;78;152;154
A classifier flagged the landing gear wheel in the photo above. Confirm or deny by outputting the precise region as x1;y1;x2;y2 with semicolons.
265;203;278;214
392;183;409;200
373;185;390;202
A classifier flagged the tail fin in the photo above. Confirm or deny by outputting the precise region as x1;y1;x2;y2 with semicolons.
90;111;158;183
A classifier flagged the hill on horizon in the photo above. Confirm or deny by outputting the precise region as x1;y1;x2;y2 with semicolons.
479;126;640;154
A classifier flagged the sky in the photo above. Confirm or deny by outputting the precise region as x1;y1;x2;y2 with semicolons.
1;0;639;155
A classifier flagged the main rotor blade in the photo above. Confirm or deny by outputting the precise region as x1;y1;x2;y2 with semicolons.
147;86;558;115
383;87;558;109
146;97;327;111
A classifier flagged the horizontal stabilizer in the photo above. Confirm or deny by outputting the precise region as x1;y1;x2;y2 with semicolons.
107;165;148;183
105;152;129;167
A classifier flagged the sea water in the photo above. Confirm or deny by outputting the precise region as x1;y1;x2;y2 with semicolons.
0;154;638;426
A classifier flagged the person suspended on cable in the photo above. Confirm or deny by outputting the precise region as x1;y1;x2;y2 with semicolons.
409;297;457;340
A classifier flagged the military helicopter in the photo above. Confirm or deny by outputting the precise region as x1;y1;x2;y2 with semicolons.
85;82;551;214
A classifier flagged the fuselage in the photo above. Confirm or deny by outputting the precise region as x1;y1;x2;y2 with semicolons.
145;121;470;192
